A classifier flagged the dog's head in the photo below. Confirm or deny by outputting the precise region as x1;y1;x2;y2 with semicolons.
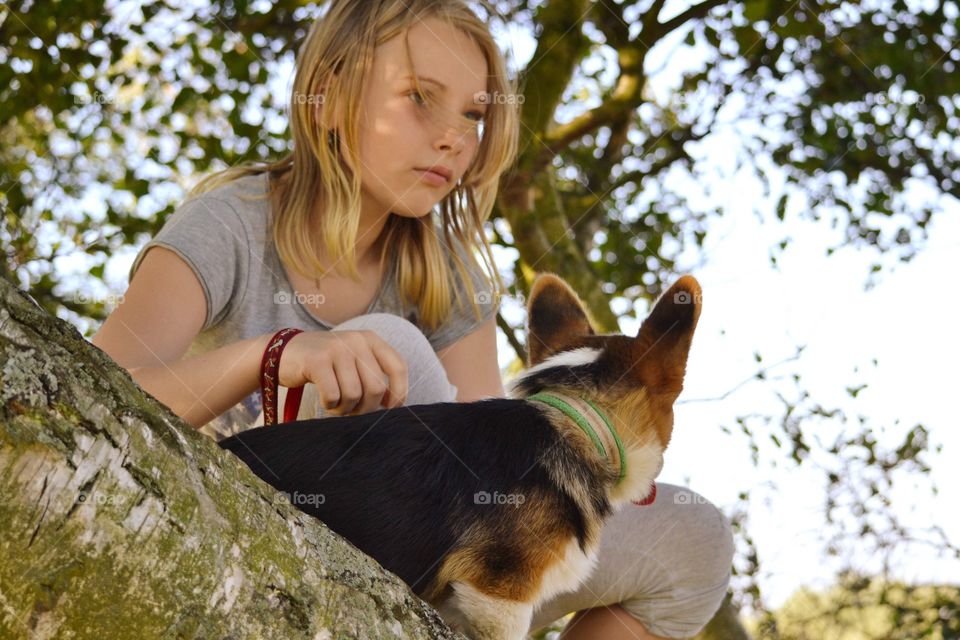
507;274;701;451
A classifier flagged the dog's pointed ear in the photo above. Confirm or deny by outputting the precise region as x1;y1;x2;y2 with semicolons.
630;276;702;399
526;273;596;366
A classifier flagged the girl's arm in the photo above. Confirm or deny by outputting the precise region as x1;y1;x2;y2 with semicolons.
436;316;505;401
126;335;273;429
93;247;409;427
91;246;274;428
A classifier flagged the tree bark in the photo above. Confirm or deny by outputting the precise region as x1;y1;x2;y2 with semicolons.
0;277;463;639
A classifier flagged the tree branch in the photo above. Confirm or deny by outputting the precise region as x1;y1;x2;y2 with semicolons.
538;43;645;169
641;0;671;36
496;312;527;365
650;0;730;41
567;113;632;248
679;346;806;405
592;0;631;49
518;0;592;153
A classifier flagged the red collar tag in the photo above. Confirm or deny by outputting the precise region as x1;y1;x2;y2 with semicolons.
632;483;657;506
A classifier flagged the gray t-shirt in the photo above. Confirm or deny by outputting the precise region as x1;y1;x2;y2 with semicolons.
129;172;496;440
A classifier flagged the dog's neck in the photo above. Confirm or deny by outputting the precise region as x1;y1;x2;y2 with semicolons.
526;390;626;483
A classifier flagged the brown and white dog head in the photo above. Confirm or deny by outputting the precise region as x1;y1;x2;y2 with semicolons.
507;274;702;502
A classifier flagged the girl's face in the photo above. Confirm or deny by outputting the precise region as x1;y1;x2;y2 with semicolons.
351;17;489;219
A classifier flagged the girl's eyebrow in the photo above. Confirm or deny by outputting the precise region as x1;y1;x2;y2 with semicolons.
404;74;447;91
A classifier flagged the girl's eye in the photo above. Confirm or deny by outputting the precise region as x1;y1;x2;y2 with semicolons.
409;91;428;107
409;90;484;123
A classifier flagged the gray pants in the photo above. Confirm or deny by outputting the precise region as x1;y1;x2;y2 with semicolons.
293;313;734;638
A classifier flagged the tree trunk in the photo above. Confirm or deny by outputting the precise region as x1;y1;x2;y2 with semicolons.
0;278;463;639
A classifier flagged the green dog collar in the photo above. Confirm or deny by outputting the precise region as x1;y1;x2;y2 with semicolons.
527;391;626;482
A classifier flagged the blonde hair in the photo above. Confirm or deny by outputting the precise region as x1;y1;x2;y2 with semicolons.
188;0;519;331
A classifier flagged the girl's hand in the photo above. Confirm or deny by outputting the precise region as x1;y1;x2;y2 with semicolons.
278;330;409;416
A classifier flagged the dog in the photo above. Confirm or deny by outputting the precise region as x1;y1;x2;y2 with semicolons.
219;273;701;639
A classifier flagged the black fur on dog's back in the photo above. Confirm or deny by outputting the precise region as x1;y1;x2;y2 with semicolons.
219;398;610;596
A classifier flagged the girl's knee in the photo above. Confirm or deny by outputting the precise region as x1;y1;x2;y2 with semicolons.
618;484;734;637
332;312;456;405
333;312;435;364
652;484;734;578
657;484;733;531
333;312;426;344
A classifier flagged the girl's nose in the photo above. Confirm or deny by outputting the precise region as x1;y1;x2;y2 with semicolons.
434;122;469;154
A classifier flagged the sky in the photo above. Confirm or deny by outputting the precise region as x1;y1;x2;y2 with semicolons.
71;0;960;612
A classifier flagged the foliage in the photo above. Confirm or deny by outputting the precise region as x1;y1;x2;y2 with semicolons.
751;577;960;640
719;359;958;633
2;0;957;331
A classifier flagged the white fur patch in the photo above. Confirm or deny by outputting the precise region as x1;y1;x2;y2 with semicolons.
437;581;533;640
534;537;599;607
506;347;601;398
609;442;664;508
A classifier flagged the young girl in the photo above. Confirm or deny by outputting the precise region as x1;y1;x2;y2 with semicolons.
92;1;732;638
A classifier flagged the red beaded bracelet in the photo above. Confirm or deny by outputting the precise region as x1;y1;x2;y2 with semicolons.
260;328;305;426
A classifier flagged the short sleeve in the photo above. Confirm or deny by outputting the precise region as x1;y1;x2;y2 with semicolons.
426;236;500;351
129;196;251;332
